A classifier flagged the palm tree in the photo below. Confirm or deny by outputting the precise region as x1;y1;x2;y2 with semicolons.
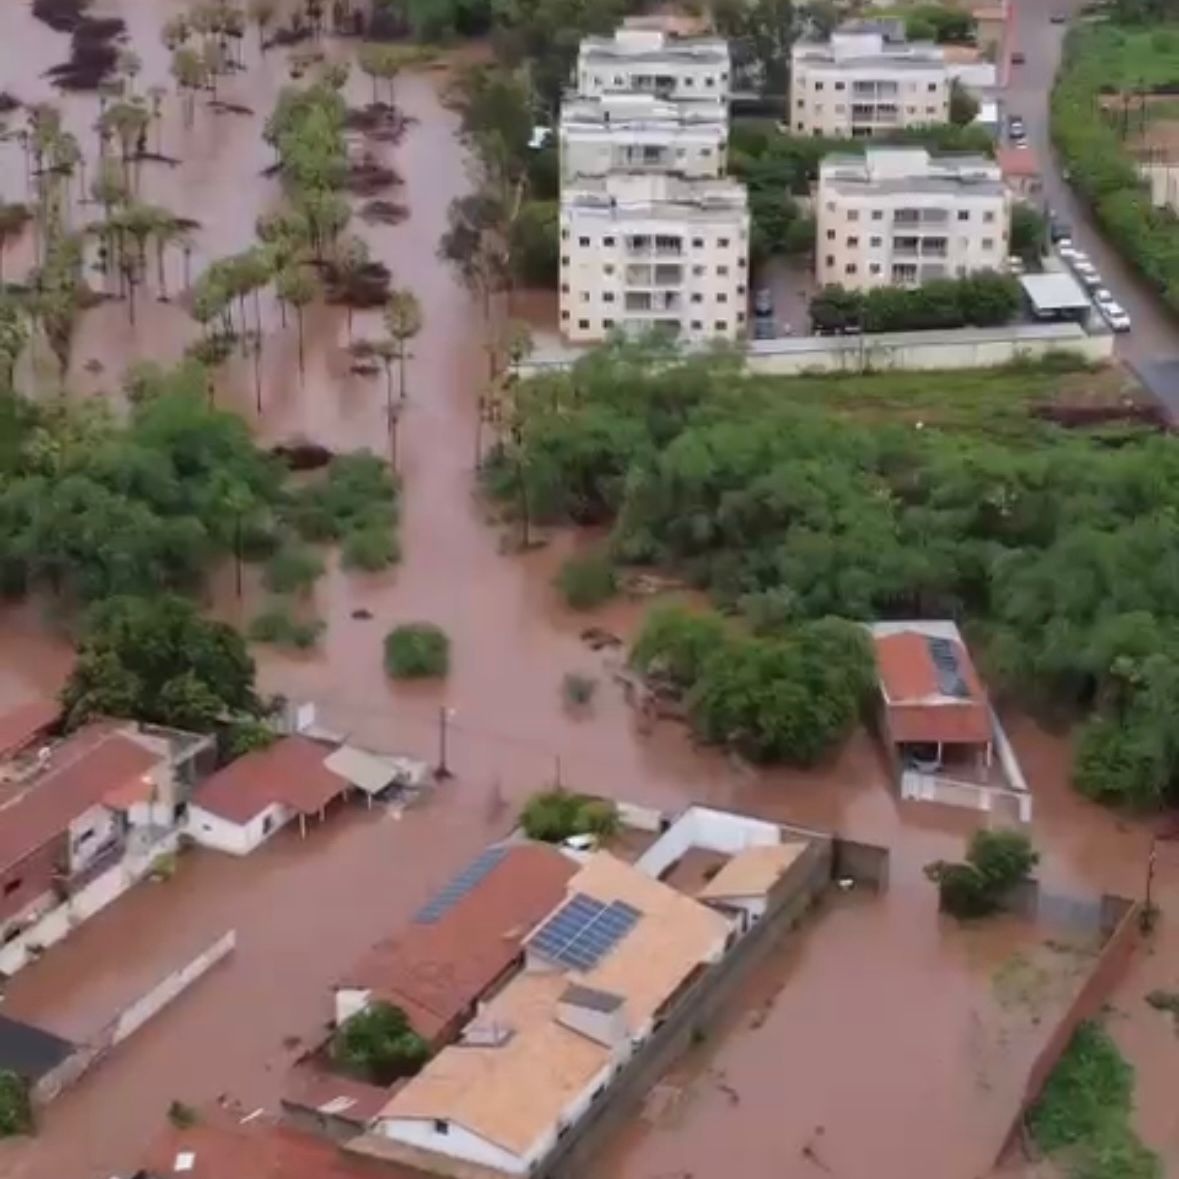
151;211;186;301
277;264;318;378
0;203;31;287
250;0;277;52
383;289;422;402
147;86;167;156
101;100;150;192
118;49;143;96
171;49;206;129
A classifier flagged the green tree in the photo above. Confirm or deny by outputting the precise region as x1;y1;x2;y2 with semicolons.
1010;202;1047;267
555;551;616;610
333;1002;430;1085
949;80;980;127
0;1071;32;1137
383;289;422;403
384;622;450;678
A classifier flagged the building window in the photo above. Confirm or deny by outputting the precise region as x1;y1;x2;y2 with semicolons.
957;210;969;222
3;878;20;896
845;263;857;274
578;319;590;329
603;235;615;246
825;254;835;267
718;237;730;247
560;283;569;293
737;311;746;323
603;318;615;329
871;210;883;220
580;291;590;302
715;320;728;331
717;292;728;303
847;236;859;247
869;263;881;274
692;237;704;248
717;265;729;276
870;236;882;247
578;236;590;247
706;76;715;87
691;320;703;330
847;210;859;222
826;229;836;241
737;284;746;295
701;146;712;156
434;1120;449;1135
984;211;995;223
561;255;569;265
561;228;570;240
561;310;569;320
262;815;274;835
693;265;705;276
982;238;994;249
603;264;614;276
928;82;937;92
796;122;805;131
815;81;824;91
691;293;703;303
796;99;804;108
835;81;845;90
603;292;614;303
835;105;845;113
907;106;916;114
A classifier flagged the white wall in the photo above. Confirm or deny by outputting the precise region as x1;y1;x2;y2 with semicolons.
186;803;290;856
637;806;781;878
378;1117;530;1174
68;804;120;872
335;987;372;1025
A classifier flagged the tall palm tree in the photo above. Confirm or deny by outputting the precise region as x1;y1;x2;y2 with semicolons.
277;264;318;379
151;211;186;301
383;289;422;402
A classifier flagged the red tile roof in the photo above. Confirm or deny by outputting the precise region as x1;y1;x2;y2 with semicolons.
139;1108;418;1179
997;146;1040;178
0;724;158;874
874;630;991;746
192;736;348;824
341;843;577;1043
283;1060;395;1125
0;699;59;762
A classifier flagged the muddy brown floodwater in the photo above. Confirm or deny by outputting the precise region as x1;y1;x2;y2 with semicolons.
0;3;1177;1177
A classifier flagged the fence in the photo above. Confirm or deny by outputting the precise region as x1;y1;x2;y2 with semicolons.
517;322;1114;380
995;898;1142;1163
0;830;179;977
34;929;236;1103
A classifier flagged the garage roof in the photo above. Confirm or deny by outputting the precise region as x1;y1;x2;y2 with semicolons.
1020;272;1090;313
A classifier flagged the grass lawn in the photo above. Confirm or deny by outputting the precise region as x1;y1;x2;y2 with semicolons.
1074;23;1179;89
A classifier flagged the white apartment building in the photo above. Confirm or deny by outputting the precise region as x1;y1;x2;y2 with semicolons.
815;147;1010;290
791;21;950;138
559;172;750;344
559;92;728;183
577;28;731;101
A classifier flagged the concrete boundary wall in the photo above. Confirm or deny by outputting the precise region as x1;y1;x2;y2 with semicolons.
541;836;850;1178
34;929;236;1103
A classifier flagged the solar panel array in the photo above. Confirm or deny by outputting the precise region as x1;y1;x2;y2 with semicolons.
415;845;508;924
528;892;642;971
927;637;969;699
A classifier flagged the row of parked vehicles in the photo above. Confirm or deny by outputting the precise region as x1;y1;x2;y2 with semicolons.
1057;238;1132;333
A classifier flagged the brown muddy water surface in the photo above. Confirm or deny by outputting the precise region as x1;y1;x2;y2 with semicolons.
0;2;1177;1177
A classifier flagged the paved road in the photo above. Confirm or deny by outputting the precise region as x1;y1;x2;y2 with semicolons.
1006;0;1179;410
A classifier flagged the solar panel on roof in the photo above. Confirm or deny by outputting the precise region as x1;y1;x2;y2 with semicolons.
415;845;509;923
528;892;641;971
927;636;969;699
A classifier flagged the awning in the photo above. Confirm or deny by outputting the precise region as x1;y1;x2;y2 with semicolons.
323;745;406;796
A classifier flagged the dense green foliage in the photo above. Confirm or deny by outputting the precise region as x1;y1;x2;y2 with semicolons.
926;829;1038;918
333;1002;430;1085
632;606;875;763
521;788;619;841
263;541;324;595
63;595;260;731
899;4;976;44
1029;1021;1160;1179
556;551;617;610
1052;20;1179;312
284;452;399;547
810;273;1020;333
489;342;1179;804
384;622;451;678
0;1071;32;1137
1010;203;1048;267
248;601;325;650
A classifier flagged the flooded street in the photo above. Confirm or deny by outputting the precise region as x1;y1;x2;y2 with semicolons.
0;2;1177;1177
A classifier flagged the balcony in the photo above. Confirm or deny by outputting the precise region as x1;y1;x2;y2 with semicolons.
626;235;684;258
625;290;683;313
618;146;670;170
852;81;898;98
893;208;950;227
625;263;684;286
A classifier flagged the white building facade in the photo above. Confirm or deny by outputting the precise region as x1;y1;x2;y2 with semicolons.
577;28;731;100
815;147;1010;290
559;92;728;183
791;23;950;138
560;173;750;343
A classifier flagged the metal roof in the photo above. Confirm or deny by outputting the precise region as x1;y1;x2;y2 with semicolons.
1019;272;1090;312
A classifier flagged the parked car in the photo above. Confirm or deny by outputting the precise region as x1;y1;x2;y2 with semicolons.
1011;51;1026;65
1051;12;1067;22
1077;269;1103;290
1058;244;1079;261
1049;217;1071;243
1093;287;1116;307
1101;302;1132;333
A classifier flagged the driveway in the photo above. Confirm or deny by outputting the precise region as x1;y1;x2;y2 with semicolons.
1005;0;1179;413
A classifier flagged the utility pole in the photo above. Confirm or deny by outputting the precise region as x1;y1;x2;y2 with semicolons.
1140;834;1158;932
435;706;454;780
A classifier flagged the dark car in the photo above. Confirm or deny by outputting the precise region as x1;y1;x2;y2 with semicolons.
753;288;774;317
1049;217;1072;243
1011;51;1026;64
1050;12;1067;22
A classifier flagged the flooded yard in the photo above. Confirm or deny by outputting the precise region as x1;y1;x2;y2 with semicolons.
0;2;1176;1178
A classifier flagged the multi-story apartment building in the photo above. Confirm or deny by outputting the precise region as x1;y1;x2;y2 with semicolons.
790;21;950;138
577;28;731;101
815;147;1010;290
559;92;728;183
559;172;750;344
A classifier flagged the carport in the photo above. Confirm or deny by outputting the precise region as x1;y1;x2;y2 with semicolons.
1020;272;1091;324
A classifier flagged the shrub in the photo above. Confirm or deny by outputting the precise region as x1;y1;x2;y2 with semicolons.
332;1002;430;1085
384;622;450;678
556;551;617;610
248;602;325;650
562;671;597;708
263;542;324;595
166;1100;196;1129
926;829;1038;919
342;523;400;571
520;788;618;842
0;1071;31;1137
286;452;399;542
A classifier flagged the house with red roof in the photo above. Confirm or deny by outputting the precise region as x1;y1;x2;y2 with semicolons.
186;735;354;855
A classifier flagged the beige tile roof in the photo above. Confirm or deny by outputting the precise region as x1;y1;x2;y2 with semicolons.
696;842;807;901
377;852;729;1156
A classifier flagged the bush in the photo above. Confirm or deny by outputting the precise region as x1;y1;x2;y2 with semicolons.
342;523;400;571
926;828;1038;918
333;1002;430;1085
248;602;325;650
556;552;617;610
631;606;729;689
949;80;980;126
0;1071;31;1137
263;542;324;595
1011;203;1048;266
520;788;618;842
510;199;560;288
286;453;399;542
562;671;597;708
384;622;450;678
